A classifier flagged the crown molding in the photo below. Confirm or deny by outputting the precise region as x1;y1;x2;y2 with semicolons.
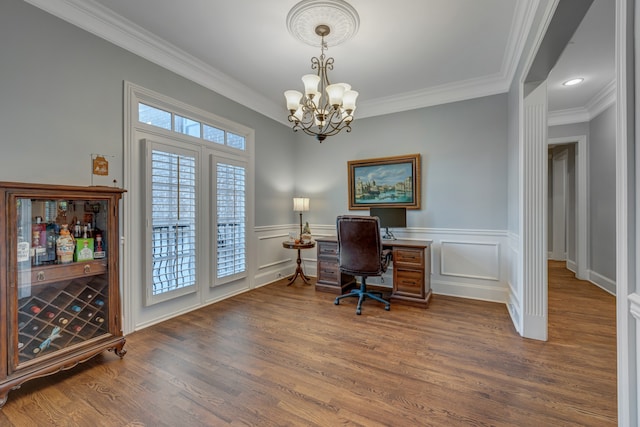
25;0;537;123
586;79;616;118
23;0;286;124
356;74;508;118
502;0;541;85
547;107;590;126
548;79;616;126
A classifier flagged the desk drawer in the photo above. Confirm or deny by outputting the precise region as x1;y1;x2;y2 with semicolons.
394;269;425;298
317;260;339;283
393;247;424;268
317;241;338;257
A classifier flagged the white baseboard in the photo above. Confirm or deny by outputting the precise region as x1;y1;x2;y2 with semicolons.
587;270;616;295
431;278;507;303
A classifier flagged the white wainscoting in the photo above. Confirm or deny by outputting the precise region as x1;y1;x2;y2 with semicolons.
254;224;323;287
440;240;500;281
254;224;510;303
419;228;508;303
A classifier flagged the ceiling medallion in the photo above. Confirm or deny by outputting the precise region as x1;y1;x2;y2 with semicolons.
286;0;360;47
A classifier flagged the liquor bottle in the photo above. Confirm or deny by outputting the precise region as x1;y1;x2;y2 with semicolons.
58;317;68;325
94;317;105;324
94;233;105;259
17;226;30;270
29;305;41;314
45;223;57;263
32;217;46;265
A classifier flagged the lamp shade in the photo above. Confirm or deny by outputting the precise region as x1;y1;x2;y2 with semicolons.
301;74;320;97
284;90;303;111
326;83;346;106
342;90;359;111
293;197;310;212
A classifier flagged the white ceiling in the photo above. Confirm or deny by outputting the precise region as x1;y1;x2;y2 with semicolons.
26;0;615;127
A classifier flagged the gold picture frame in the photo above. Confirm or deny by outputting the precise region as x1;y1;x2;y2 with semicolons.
348;154;421;210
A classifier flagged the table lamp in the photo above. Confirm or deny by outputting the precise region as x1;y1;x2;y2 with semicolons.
293;197;309;240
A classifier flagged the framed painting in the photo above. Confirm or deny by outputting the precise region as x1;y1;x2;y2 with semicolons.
348;154;421;210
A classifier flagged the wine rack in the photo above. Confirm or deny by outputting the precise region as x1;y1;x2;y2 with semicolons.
0;182;126;408
17;276;109;363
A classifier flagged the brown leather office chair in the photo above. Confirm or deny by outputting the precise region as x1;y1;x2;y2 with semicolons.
334;215;392;315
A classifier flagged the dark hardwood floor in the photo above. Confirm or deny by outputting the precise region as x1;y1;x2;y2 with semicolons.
0;260;617;426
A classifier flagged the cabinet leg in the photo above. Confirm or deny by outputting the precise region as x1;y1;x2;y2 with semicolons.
110;339;127;358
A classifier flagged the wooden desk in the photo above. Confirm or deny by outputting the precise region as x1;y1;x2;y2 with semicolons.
282;240;316;285
315;237;431;307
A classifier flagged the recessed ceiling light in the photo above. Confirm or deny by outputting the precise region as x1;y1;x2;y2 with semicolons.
563;78;584;86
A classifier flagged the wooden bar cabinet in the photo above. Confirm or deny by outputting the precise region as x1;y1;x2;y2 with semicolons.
0;182;126;407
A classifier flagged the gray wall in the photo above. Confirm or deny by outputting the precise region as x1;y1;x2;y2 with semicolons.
548;122;590;139
293;94;509;230
0;0;295;227
588;105;616;280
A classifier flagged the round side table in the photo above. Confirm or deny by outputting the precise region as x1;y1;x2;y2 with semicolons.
282;240;316;285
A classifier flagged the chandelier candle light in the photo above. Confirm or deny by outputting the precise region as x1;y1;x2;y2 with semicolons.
284;0;360;142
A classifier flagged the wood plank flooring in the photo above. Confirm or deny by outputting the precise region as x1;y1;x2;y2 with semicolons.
0;260;617;426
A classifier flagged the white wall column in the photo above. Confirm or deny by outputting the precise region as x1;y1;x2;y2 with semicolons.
521;80;548;341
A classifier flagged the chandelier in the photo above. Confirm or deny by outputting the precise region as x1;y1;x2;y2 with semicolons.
284;0;360;142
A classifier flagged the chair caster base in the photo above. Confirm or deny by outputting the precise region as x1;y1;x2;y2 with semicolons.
334;299;340;305
385;305;390;311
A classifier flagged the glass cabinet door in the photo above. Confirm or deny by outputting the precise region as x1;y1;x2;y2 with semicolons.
15;197;111;365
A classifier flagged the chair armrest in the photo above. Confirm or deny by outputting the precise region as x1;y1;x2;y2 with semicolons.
381;248;393;272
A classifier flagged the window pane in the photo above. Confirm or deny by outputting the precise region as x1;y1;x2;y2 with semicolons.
203;124;224;145
139;103;171;130
175;115;201;138
216;163;246;280
227;132;246;150
151;150;197;295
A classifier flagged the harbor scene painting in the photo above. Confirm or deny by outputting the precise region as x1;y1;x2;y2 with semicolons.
348;154;421;209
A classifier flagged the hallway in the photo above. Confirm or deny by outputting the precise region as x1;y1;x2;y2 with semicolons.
547;259;617;421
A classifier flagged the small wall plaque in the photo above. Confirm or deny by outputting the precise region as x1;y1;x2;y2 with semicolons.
93;156;109;176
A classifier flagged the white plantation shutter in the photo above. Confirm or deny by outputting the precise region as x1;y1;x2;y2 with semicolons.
215;160;246;283
146;143;198;304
